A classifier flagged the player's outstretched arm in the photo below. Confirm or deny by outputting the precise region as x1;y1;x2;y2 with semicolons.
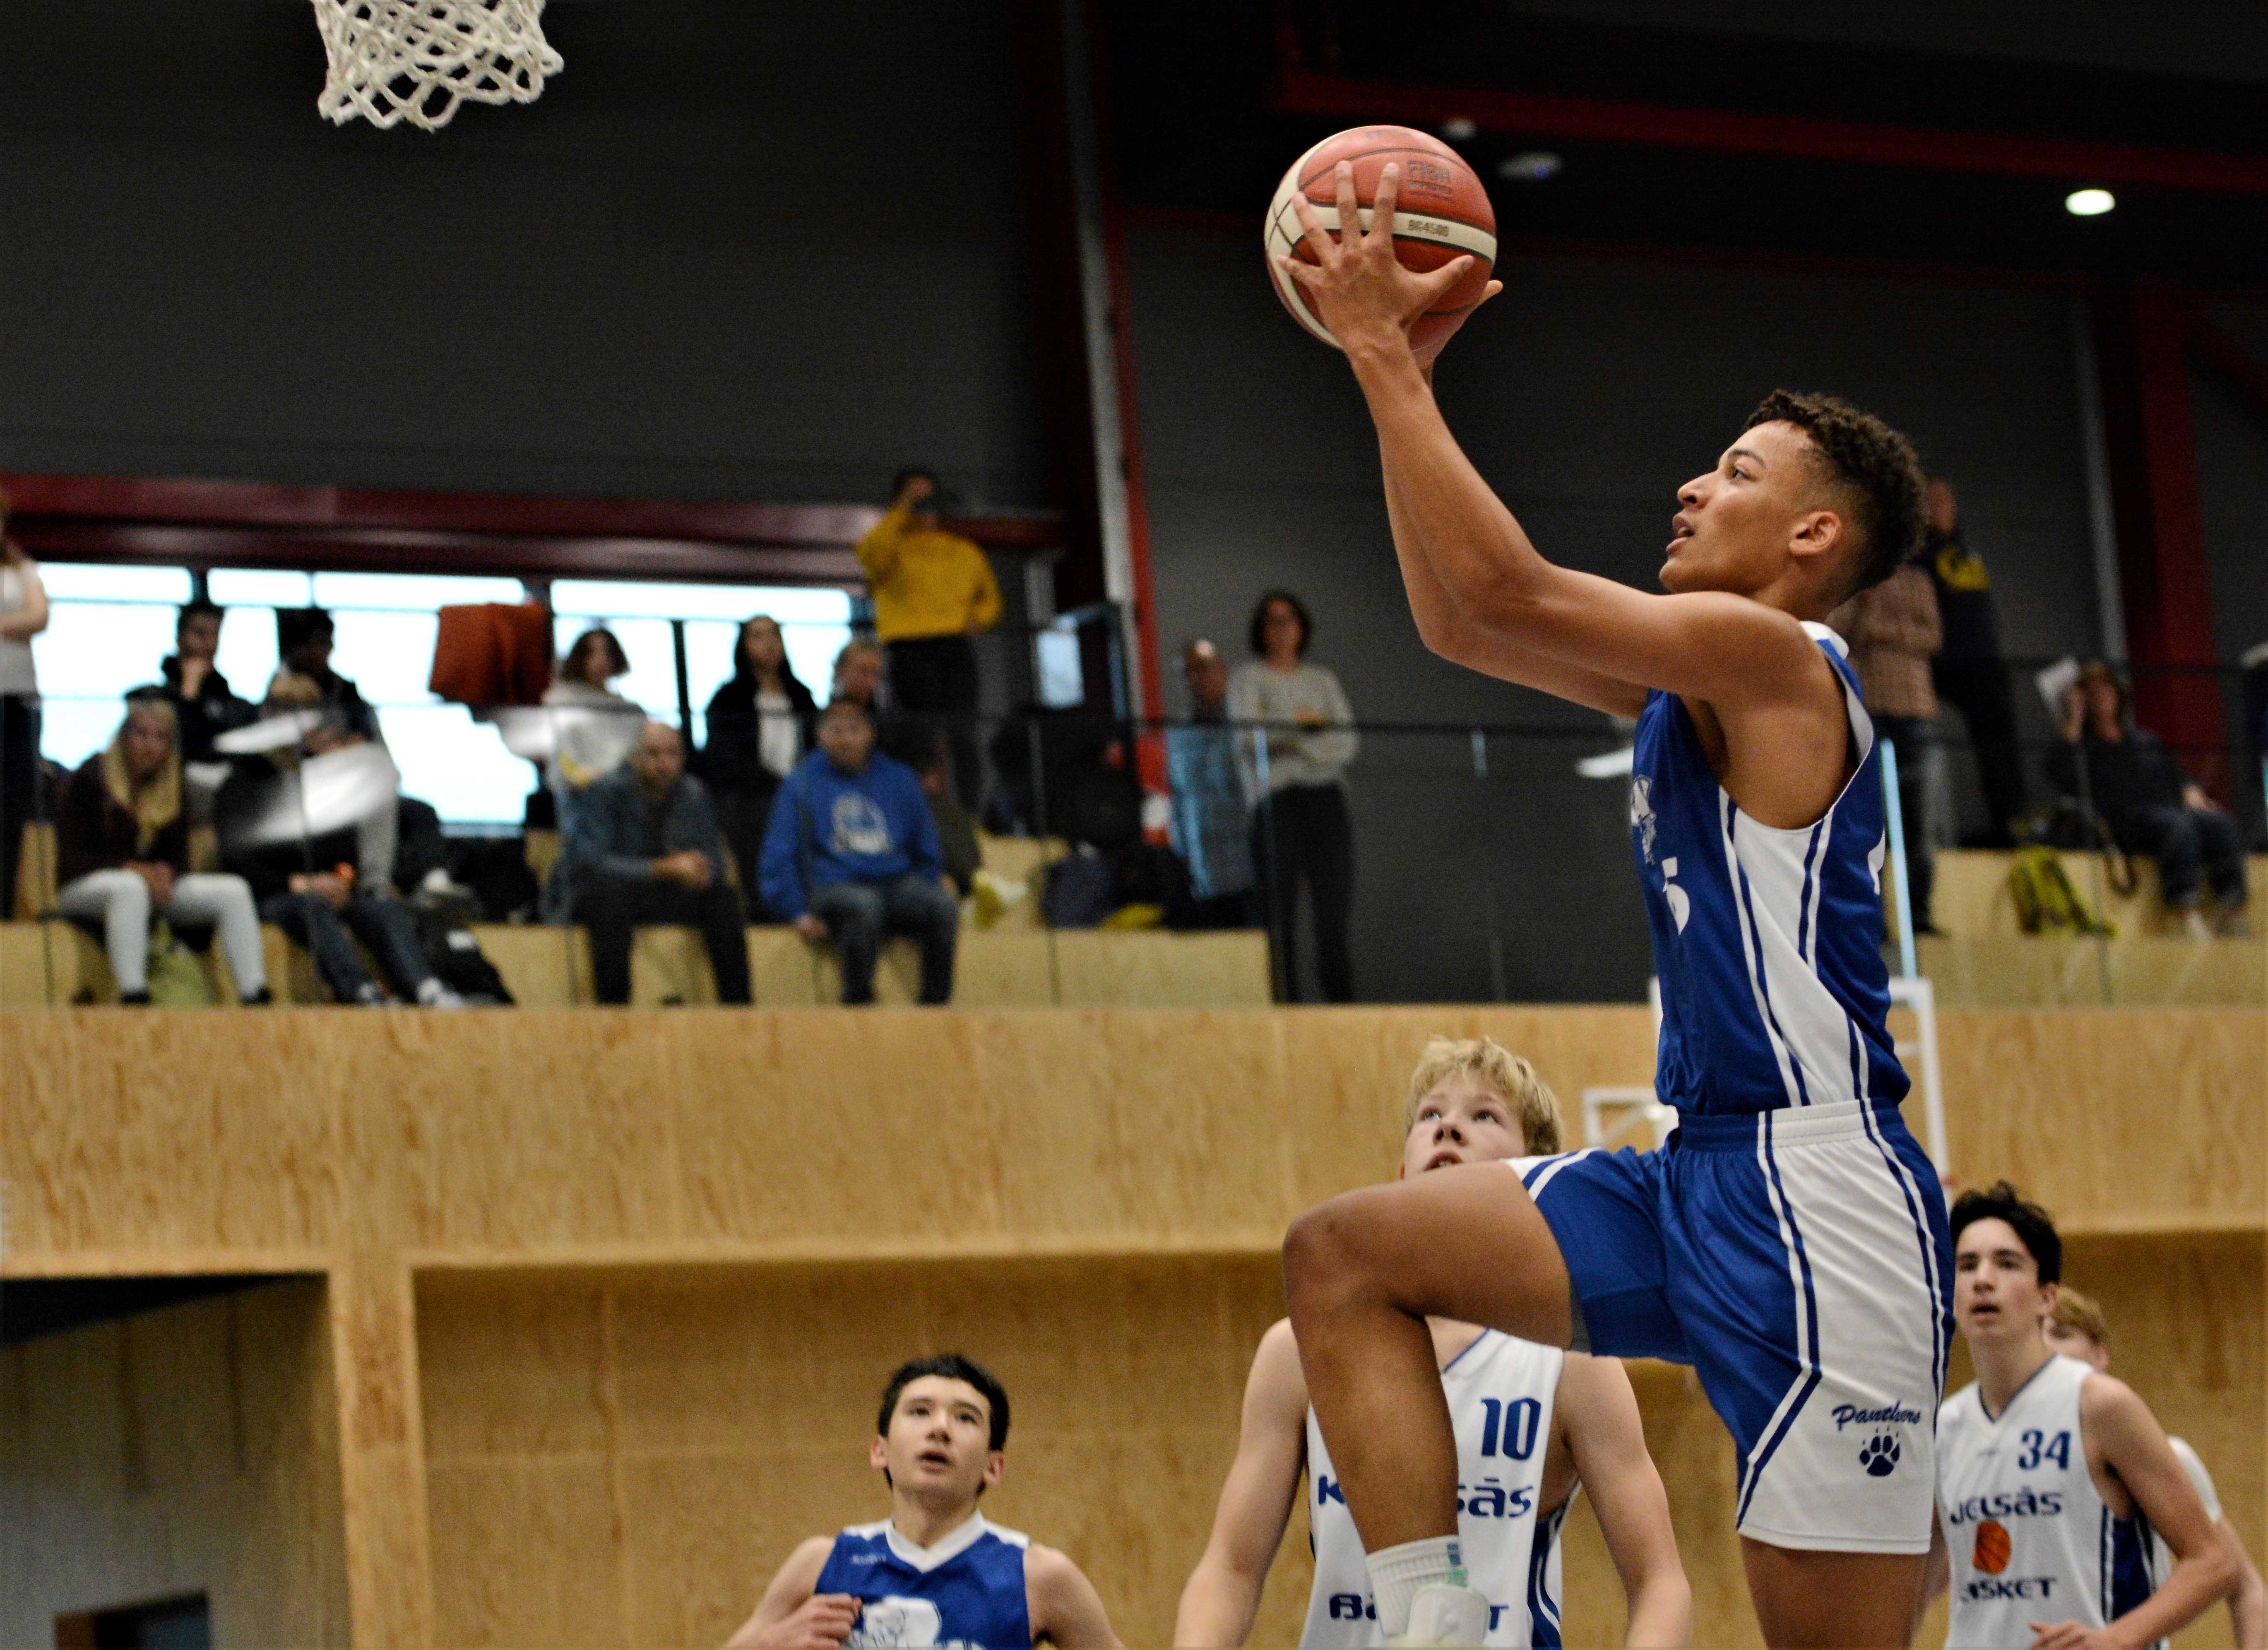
1277;164;1825;713
2030;1377;2239;1650
1556;1354;1693;1648
1382;451;1648;717
1174;1320;1311;1648
724;1537;859;1650
1025;1544;1125;1649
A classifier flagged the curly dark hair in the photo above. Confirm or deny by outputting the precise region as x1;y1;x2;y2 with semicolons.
1950;1180;2062;1285
1746;390;1926;601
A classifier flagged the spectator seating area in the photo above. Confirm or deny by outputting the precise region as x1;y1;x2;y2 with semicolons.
1907;847;2267;1007
0;823;1271;1009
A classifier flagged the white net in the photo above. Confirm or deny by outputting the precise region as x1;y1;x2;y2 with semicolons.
312;0;563;132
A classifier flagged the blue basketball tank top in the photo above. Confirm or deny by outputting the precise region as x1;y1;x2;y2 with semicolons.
1628;623;1907;1116
813;1514;1032;1649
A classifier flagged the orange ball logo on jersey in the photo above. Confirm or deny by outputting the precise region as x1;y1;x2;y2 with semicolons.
1973;1520;2012;1575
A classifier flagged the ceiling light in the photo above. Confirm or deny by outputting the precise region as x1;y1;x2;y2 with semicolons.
1440;117;1478;142
1498;151;1563;182
2065;188;2115;216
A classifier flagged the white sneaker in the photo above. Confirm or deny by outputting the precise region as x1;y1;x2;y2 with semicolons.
2183;909;2215;943
416;979;467;1009
1385;1584;1490;1648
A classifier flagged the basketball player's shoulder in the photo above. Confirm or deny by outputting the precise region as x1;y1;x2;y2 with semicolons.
779;1532;843;1588
1246;1317;1311;1416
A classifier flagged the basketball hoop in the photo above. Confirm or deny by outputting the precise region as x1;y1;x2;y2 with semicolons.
312;0;562;132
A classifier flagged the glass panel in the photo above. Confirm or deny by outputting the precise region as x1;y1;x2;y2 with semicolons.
207;568;313;608
31;602;178;698
33;563;191;603
553;616;680;722
377;705;537;825
328;611;440;705
313;572;527;611
36;697;132;770
213;611;281;707
681;619;742;749
549;581;850;625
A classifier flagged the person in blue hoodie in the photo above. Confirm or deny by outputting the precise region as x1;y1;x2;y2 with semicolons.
760;698;958;1004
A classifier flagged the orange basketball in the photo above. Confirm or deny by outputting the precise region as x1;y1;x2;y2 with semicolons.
1263;125;1498;354
1972;1520;2011;1575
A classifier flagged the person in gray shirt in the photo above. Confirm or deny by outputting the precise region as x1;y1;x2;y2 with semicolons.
1229;590;1360;1001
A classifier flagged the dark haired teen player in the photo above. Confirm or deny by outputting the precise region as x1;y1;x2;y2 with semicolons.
725;1356;1121;1650
1272;164;1953;1648
1928;1185;2234;1648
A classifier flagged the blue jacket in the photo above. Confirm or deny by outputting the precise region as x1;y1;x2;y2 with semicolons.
758;749;942;920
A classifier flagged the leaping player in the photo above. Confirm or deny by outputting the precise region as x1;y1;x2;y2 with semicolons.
1175;1037;1692;1648
1929;1184;2237;1647
725;1355;1121;1650
1272;162;1953;1648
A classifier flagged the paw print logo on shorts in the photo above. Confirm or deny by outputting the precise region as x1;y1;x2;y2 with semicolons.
1858;1434;1901;1477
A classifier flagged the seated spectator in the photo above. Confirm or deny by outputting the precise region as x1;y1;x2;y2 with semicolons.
143;601;254;765
830;639;886;714
563;719;751;1006
1829;555;1941;934
55;698;269;1005
217;698;461;1007
760;700;957;1005
1166;638;1255;928
879;714;981;899
702;615;818;913
273;607;382;742
2047;663;2249;939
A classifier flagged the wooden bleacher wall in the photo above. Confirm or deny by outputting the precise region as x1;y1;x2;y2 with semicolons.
2;1006;2260;1648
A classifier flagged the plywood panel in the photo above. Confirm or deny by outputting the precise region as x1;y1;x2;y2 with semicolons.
417;1257;1301;1650
1920;933;2267;1008
0;1281;348;1648
1932;850;2268;943
1937;1009;2266;1230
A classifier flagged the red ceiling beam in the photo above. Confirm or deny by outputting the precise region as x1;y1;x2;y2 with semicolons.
0;472;1064;584
1272;66;2268;197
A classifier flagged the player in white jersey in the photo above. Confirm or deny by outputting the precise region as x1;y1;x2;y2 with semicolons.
1928;1184;2236;1648
2042;1287;2266;1648
1175;1039;1691;1648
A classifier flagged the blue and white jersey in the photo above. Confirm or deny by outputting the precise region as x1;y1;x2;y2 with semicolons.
813;1513;1032;1649
1302;1331;1569;1648
1938;1357;2162;1649
1629;623;1908;1116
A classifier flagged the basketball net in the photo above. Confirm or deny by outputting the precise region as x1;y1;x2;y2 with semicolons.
312;0;563;132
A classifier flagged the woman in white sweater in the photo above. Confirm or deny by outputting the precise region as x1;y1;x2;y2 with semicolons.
1228;589;1360;1001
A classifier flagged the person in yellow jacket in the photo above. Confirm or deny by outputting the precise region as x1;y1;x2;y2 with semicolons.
856;469;1003;809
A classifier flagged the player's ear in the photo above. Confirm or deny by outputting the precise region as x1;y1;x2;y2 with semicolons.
1788;508;1844;561
869;1435;890;1474
982;1451;1005;1491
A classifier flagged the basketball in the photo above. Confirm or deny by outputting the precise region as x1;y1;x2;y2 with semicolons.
1972;1519;2011;1575
1263;125;1498;353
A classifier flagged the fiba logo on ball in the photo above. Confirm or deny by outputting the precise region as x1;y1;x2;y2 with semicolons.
1857;1434;1901;1477
1972;1519;2012;1575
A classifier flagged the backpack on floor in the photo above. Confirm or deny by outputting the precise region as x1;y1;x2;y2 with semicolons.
2007;846;2115;937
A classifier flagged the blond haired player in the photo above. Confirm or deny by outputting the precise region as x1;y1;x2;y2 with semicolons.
2042;1289;2266;1648
1176;1039;1692;1648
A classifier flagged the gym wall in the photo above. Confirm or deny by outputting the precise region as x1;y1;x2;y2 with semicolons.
0;0;1050;510
1127;221;2108;1001
0;1280;349;1648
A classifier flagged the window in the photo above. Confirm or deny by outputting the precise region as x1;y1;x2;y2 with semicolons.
30;568;853;826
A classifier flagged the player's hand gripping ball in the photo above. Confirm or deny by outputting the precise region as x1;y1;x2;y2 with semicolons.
1264;125;1498;356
